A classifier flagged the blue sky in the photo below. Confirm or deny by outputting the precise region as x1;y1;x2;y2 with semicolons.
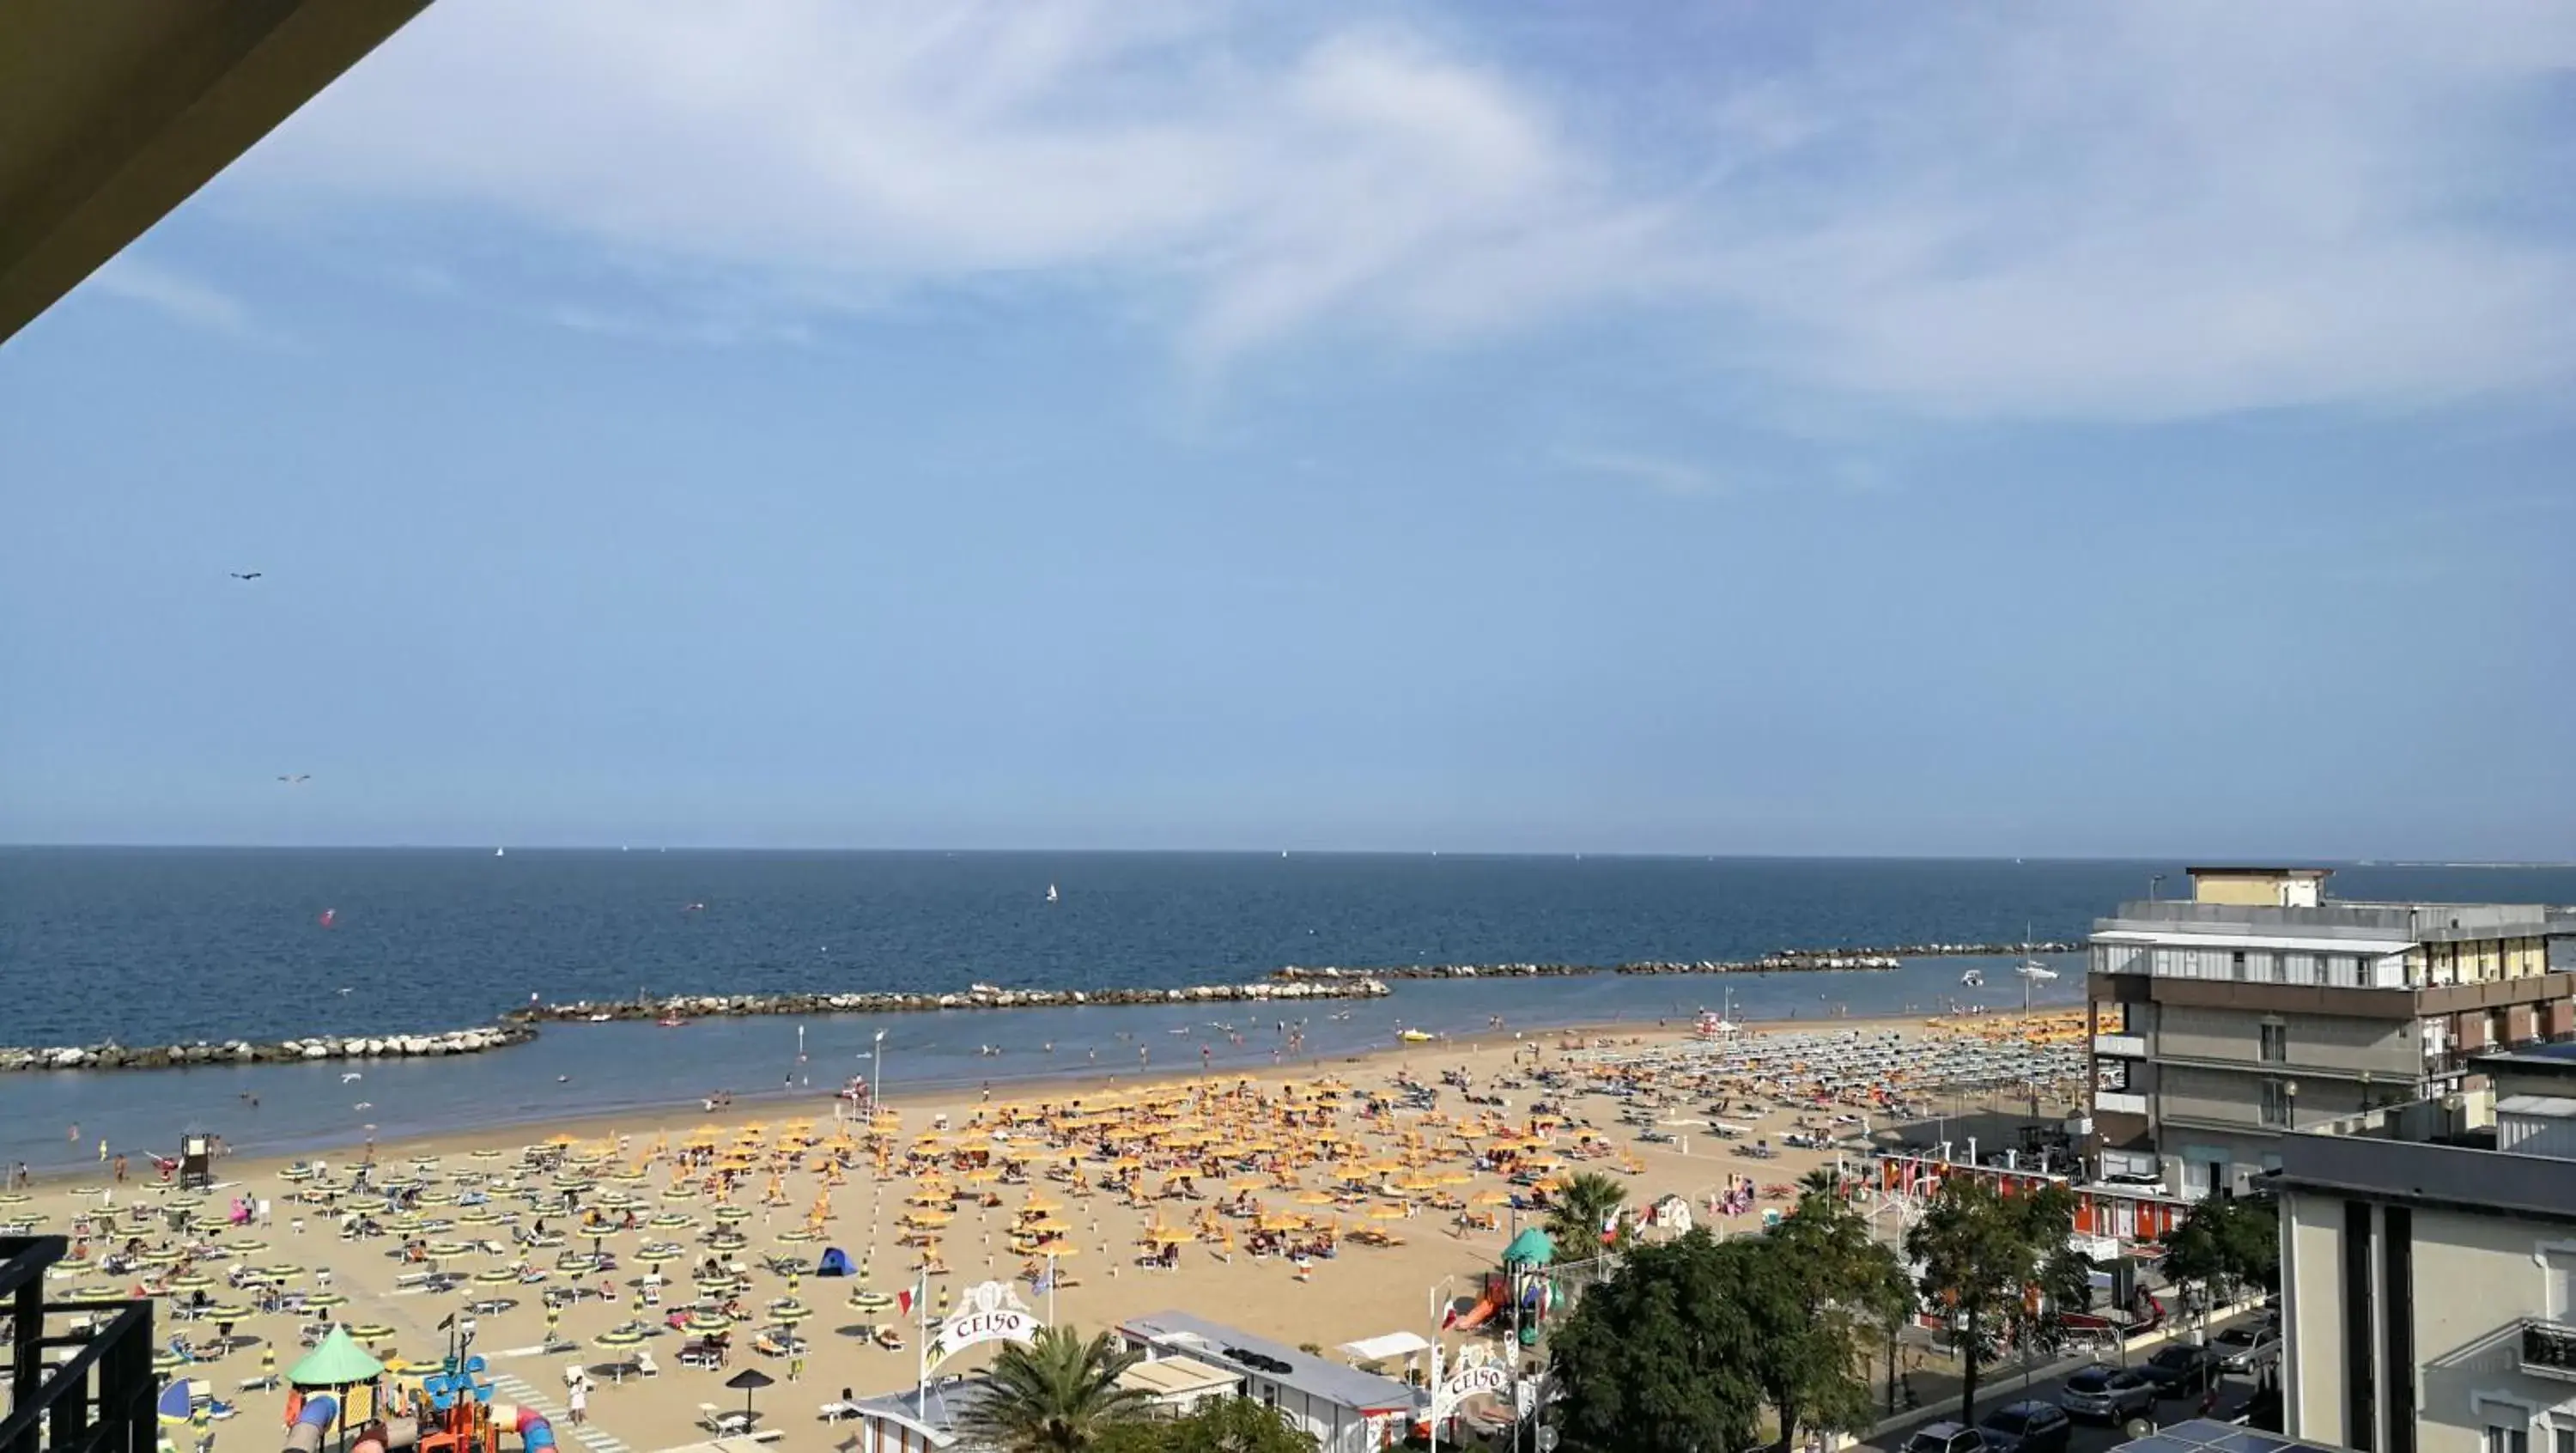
3;2;2573;858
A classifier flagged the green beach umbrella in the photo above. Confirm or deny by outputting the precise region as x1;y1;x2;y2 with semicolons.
774;1229;818;1243
637;1245;679;1264
473;1268;517;1285
647;1213;691;1229
711;1207;750;1225
204;1304;251;1322
257;1264;305;1280
459;1209;500;1225
344;1322;394;1342
227;1239;270;1255
848;1290;892;1310
596;1328;645;1348
683;1311;731;1335
303;1292;348;1309
288;1327;383;1387
166;1274;212;1292
766;1300;811;1323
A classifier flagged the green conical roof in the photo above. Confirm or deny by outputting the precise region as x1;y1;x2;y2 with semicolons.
289;1326;384;1387
1503;1226;1555;1266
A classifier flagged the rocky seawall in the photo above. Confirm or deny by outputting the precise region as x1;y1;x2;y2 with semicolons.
0;1024;534;1074
505;977;1391;1024
1272;939;2078;981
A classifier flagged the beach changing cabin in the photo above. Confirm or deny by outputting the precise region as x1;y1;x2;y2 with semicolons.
1117;1310;1423;1453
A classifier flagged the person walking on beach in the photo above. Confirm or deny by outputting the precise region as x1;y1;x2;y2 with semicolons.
566;1379;587;1427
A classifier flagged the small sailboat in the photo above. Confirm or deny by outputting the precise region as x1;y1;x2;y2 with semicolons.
495;847;506;858
2016;959;2059;982
1045;883;1059;903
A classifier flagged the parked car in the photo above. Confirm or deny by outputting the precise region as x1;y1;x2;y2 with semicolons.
1903;1422;1990;1453
1977;1401;2073;1453
2138;1342;2225;1396
2212;1321;2281;1372
2058;1362;2158;1422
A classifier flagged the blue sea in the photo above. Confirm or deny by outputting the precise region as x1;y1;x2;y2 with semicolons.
4;850;2567;1171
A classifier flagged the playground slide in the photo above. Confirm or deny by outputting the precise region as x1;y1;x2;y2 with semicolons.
348;1417;420;1453
488;1404;560;1453
285;1396;337;1453
1446;1291;1502;1331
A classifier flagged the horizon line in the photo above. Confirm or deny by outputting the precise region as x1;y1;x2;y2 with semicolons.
3;842;2569;869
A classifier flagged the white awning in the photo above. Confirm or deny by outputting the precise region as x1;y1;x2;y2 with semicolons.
2092;929;2415;955
1340;1332;1431;1363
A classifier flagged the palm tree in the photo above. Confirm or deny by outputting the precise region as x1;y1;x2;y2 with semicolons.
1544;1170;1630;1255
961;1326;1154;1453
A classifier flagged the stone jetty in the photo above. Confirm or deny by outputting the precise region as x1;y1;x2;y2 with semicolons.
1271;939;2080;982
507;977;1392;1024
0;1024;533;1074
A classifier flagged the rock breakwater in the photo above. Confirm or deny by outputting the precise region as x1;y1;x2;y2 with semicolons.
0;1024;533;1074
507;978;1391;1024
1271;939;2080;982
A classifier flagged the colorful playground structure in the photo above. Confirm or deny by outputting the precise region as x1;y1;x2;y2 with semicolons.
280;1328;554;1453
1443;1227;1560;1347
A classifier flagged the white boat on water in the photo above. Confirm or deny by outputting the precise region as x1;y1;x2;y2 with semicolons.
1960;969;1984;988
495;847;505;858
1046;883;1059;903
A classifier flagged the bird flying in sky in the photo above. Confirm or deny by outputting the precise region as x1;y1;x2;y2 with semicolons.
276;774;310;784
228;572;262;581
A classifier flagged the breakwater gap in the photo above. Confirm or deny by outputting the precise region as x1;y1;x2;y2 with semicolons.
0;939;2081;1074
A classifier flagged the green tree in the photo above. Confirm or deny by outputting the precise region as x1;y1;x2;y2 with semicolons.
963;1326;1155;1453
2162;1195;2281;1328
1751;1181;1904;1450
1095;1396;1319;1453
1905;1177;2087;1426
1544;1170;1630;1255
1548;1228;1765;1453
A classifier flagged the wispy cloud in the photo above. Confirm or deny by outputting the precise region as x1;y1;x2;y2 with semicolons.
1558;449;1730;500
84;258;258;337
239;0;2576;418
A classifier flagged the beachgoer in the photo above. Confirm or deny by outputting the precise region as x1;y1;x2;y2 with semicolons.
566;1381;586;1426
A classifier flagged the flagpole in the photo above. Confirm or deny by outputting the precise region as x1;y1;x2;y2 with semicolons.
1427;1340;1442;1453
914;1268;928;1410
1047;1252;1057;1325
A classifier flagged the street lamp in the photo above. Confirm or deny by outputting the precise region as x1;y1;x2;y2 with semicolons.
873;1030;889;1115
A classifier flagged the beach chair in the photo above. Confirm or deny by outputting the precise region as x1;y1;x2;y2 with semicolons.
631;1349;658;1378
697;1406;755;1436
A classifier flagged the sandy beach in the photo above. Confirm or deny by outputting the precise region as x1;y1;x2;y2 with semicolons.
7;1009;2084;1452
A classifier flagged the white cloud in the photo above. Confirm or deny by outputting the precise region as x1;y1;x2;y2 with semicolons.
242;0;2576;418
1558;450;1729;500
85;258;257;336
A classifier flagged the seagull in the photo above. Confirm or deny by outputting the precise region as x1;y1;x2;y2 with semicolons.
276;775;310;784
341;1072;362;1083
229;572;263;581
336;987;354;995
352;1101;373;1110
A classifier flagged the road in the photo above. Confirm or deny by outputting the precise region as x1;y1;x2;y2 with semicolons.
1859;1313;2273;1453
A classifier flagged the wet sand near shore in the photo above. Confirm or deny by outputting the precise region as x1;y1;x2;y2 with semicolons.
6;1010;2080;1453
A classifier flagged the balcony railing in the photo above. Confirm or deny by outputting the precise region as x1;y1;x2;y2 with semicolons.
2520;1319;2576;1382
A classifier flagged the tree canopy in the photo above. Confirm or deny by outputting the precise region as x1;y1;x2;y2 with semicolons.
963;1326;1155;1453
1544;1170;1630;1255
1096;1395;1319;1453
2162;1194;2280;1312
1548;1195;1903;1453
1904;1176;2087;1426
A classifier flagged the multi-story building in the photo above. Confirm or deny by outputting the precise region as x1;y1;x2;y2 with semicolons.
2087;866;2574;1199
2275;1042;2576;1453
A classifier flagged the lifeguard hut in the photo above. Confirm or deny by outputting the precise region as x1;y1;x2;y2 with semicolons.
179;1134;214;1190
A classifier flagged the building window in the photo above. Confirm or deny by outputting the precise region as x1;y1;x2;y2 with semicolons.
2262;1079;2292;1128
2551;1427;2573;1453
2261;1022;2287;1063
2232;951;2248;981
2488;1427;2529;1453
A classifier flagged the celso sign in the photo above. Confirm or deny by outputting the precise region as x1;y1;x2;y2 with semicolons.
1432;1362;1510;1418
928;1282;1042;1367
935;1307;1037;1359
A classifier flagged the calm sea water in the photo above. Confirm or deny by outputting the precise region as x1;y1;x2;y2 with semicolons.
3;850;2567;1170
